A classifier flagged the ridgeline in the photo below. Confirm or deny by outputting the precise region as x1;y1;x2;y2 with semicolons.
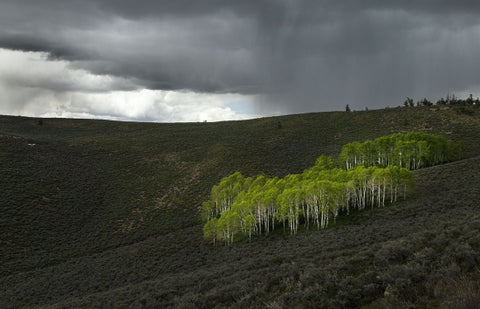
1;105;480;308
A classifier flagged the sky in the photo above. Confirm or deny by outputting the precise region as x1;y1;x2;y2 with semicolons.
1;1;480;122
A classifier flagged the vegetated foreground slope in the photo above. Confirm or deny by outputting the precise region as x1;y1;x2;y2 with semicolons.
0;106;479;307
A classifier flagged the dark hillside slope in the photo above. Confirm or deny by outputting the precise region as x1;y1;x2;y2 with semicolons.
0;106;479;307
1;154;480;308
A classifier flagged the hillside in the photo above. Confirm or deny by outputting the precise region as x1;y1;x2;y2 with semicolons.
1;106;480;308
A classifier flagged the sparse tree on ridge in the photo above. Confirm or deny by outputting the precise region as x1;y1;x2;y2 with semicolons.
404;97;414;107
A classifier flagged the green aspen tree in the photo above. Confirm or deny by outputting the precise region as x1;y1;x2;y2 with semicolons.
217;209;240;245
261;178;280;233
201;200;215;221
203;217;219;245
359;140;375;166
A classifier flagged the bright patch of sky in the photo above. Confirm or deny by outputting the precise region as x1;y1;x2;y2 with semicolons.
0;48;259;122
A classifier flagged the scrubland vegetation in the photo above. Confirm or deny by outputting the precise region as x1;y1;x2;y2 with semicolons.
0;104;479;308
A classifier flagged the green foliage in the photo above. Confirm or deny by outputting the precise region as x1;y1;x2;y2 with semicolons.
338;132;457;170
203;131;462;245
209;171;252;220
203;217;218;245
202;134;424;244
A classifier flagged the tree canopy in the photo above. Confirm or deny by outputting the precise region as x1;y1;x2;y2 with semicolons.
338;132;461;170
202;132;460;245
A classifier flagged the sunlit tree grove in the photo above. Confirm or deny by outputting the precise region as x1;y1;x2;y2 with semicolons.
338;132;461;170
203;132;460;245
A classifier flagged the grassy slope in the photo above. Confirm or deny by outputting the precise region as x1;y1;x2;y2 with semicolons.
0;106;479;308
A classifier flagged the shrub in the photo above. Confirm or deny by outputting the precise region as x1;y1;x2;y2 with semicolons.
375;240;412;267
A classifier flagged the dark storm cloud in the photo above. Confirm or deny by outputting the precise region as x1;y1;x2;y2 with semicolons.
1;0;480;114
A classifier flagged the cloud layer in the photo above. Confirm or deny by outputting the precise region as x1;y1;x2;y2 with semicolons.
1;1;480;121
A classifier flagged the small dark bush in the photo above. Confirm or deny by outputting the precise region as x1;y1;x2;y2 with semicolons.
375;241;412;267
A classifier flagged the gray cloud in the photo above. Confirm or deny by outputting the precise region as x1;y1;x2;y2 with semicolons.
1;0;480;118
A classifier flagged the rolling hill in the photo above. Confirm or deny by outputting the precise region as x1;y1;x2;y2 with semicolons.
1;105;479;308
